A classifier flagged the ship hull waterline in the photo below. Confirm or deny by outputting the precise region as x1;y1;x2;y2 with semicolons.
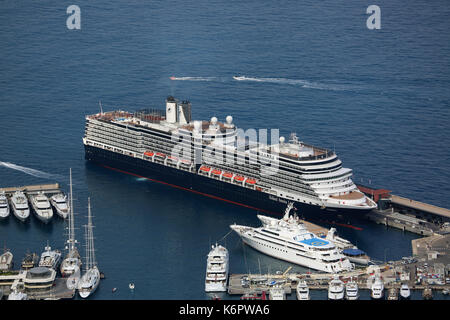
84;145;374;222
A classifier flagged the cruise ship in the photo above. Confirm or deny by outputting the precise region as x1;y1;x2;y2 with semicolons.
83;97;377;218
230;204;354;273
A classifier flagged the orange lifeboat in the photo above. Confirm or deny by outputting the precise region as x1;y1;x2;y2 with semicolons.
200;166;211;172
246;179;256;185
168;156;178;162
234;176;244;182
222;172;233;178
144;151;154;157
212;169;222;176
156;152;166;158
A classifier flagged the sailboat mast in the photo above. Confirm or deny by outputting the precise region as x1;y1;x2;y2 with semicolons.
69;168;75;252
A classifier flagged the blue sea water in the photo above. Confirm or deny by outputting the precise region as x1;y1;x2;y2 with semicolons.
0;0;449;299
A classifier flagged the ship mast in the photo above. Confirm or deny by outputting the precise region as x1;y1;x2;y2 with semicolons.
67;168;76;252
84;197;96;271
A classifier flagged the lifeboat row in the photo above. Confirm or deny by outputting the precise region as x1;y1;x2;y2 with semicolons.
198;166;257;187
143;150;191;166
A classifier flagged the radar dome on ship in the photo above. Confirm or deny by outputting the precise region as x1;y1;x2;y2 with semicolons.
211;117;218;125
279;136;285;144
226;115;233;124
194;120;202;131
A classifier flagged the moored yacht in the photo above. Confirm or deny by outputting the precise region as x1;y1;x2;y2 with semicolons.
269;285;285;300
328;276;345;300
78;198;100;298
21;252;39;270
205;243;229;292
370;275;385;300
387;287;398;300
0;250;13;271
38;242;61;270
345;278;359;300
231;203;354;273
29;192;53;223
399;283;411;300
0;191;10;219
296;280;310;300
60;169;82;278
50;193;69;219
325;228;370;265
10;191;30;222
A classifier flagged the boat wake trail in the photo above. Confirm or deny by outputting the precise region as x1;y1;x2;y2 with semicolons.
170;76;217;82
233;76;358;91
0;161;62;180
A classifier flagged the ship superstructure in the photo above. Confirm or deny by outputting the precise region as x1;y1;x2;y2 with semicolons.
83;97;376;217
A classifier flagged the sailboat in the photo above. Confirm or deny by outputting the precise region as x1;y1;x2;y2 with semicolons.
78;197;100;298
61;169;82;278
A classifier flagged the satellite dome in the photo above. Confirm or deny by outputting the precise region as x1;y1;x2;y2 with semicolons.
279;136;285;144
226;115;233;124
193;121;202;131
211;117;218;125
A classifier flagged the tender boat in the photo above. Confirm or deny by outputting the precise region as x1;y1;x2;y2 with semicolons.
50;193;69;219
345;278;359;300
370;276;385;300
10;191;30;222
231;203;354;273
29;192;53;223
0;191;10;219
78;198;100;298
38;242;61;270
399;283;410;299
328;276;345;300
205;243;229;292
422;287;433;300
296;280;310;300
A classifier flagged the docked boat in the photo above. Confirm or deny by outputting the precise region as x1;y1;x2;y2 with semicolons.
269;285;286;300
0;191;10;219
325;228;370;265
205;243;229;292
29;192;53;223
60;169;82;278
370;276;385;300
21;252;39;270
422;287;433;300
8;289;28;300
10;191;30;222
328;276;345;300
231;203;354;273
296;280;310;300
0;250;13;271
345;278;359;300
78;198;100;298
38;242;61;270
387;287;398;300
50;193;69;219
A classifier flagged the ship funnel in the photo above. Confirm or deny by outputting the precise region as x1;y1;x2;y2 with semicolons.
166;96;178;123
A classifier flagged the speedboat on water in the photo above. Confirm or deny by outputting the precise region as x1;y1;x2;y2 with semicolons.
38;242;61;270
296;280;310;300
10;191;30;222
232;75;246;81
29;192;53;223
50;193;69;219
205;243;229;292
231;203;354;273
328;276;345;300
0;191;10;219
345;278;359;300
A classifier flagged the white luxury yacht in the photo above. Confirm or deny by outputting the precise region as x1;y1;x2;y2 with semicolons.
60;169;82;278
328;276;345;300
296;280;310;300
205;243;229;292
370;275;385;300
345;278;359;300
269;285;286;300
0;191;10;219
10;191;30;222
50;193;69;219
29;192;53;223
399;283;411;300
38;242;62;270
78;198;100;298
230;203;354;273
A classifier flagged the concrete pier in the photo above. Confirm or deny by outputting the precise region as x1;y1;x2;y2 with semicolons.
0;183;61;196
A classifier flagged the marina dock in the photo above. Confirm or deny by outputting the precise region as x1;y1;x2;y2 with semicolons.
0;183;61;196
